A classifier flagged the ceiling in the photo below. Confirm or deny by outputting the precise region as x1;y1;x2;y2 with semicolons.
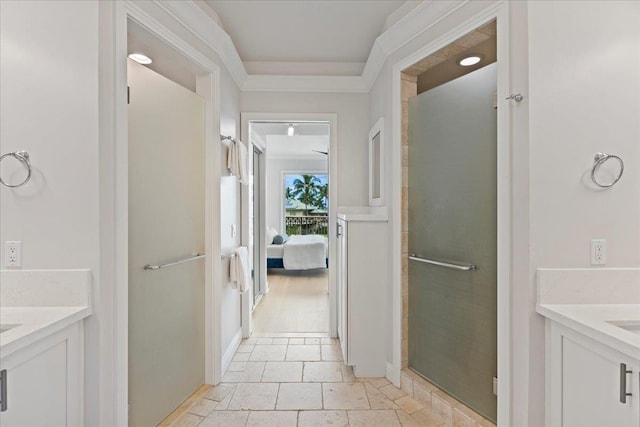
251;122;330;159
205;1;406;75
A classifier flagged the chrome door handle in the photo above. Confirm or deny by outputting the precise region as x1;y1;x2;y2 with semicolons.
0;369;7;412
408;254;477;271
620;363;632;403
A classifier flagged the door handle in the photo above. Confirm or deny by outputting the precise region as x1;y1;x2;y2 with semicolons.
0;369;7;412
336;223;342;238
620;363;632;403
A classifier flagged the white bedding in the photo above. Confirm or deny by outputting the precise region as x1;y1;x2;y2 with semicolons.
269;234;327;270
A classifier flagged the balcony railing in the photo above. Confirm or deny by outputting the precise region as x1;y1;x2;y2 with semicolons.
285;216;328;236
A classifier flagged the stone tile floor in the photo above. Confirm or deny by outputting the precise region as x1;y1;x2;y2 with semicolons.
167;335;488;427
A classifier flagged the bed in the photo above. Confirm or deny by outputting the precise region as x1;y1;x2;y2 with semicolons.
267;234;328;270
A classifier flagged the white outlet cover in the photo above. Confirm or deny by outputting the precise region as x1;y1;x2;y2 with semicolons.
5;241;22;268
590;239;607;265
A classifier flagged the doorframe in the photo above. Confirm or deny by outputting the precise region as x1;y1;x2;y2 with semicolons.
108;3;223;425
389;3;512;425
241;113;339;338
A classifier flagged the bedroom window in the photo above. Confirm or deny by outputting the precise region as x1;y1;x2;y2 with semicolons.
284;173;328;236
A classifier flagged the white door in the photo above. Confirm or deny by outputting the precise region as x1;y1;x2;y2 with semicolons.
128;59;205;426
562;335;638;427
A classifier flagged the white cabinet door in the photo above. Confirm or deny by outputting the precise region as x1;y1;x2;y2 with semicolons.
0;323;82;427
558;329;638;427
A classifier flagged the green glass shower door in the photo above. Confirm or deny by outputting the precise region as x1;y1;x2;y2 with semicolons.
408;63;497;422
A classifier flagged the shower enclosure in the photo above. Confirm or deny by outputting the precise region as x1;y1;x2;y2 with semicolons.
408;63;498;421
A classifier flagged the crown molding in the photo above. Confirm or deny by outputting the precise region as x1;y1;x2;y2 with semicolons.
243;75;369;93
149;0;473;93
153;0;248;88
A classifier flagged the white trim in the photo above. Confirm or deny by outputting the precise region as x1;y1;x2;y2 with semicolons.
368;117;385;207
134;1;475;93
154;0;247;88
108;3;224;426
243;75;369;93
241;113;339;338
221;328;243;375
389;2;511;425
385;362;394;383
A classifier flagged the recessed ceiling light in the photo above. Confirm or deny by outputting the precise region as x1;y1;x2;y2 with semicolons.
128;53;153;65
458;55;483;67
287;124;295;136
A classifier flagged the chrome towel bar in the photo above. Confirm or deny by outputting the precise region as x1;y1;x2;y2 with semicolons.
408;254;477;271
144;253;205;271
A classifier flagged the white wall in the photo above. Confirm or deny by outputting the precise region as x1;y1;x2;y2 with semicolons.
266;157;328;232
218;64;243;363
0;1;102;424
241;92;370;207
369;1;640;424
527;2;640;424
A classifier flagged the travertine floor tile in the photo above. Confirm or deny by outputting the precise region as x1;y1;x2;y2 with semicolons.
348;409;402;427
323;382;370;409
227;382;279;410
320;344;343;361
199;410;249;427
395;395;426;414
256;337;274;345
187;397;217;417
272;338;289;345
298;410;349;427
171;413;203;427
364;382;399;410
288;338;305;345
262;361;303;382
232;352;250;362
286;344;321;361
236;343;254;353
396;409;422;427
221;371;242;383
239;361;266;382
380;383;408;401
245;410;298;427
341;365;355;382
303;361;343;382
204;384;235;402
305;337;321;344
227;361;246;372
369;377;391;389
249;344;288;361
277;383;323;410
411;407;447;426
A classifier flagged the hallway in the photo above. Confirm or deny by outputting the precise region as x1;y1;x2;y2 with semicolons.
164;335;479;427
253;270;329;333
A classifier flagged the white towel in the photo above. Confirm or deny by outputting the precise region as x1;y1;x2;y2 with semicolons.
226;139;249;186
230;246;251;294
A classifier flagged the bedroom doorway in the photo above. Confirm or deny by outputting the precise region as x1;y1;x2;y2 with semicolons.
244;119;331;335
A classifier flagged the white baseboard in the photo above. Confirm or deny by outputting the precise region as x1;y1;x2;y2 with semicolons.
386;361;401;387
221;328;242;375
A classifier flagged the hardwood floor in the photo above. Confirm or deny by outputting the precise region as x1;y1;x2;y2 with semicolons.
252;269;329;333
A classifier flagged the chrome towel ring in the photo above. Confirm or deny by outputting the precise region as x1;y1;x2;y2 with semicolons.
0;150;32;188
591;152;624;188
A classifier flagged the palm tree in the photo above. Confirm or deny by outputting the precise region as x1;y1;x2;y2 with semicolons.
291;175;321;214
315;183;328;209
285;186;295;201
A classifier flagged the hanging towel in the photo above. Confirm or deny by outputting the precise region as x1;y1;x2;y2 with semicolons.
230;246;251;294
226;139;249;185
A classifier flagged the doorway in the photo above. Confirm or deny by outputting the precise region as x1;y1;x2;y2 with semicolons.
241;115;338;338
125;19;217;426
401;20;499;423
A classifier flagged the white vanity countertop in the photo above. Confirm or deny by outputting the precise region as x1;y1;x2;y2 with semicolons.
536;268;640;360
1;306;91;358
0;269;92;358
537;303;640;360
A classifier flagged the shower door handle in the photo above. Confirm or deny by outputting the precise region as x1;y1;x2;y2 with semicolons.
409;254;477;271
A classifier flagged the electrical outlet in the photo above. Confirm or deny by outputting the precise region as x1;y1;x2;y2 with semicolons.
591;239;606;265
5;241;22;268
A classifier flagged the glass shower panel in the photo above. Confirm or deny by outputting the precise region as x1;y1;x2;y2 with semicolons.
408;63;497;421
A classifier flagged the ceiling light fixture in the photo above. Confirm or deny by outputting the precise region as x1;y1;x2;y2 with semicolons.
287;124;295;136
458;55;483;67
128;53;153;65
